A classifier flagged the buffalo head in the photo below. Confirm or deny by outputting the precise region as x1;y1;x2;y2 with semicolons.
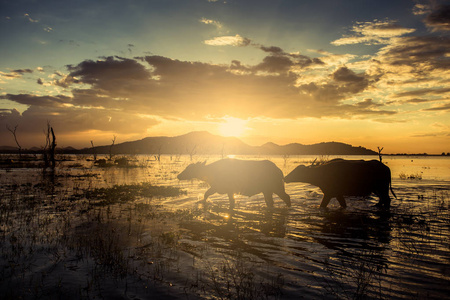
177;161;206;180
284;165;308;183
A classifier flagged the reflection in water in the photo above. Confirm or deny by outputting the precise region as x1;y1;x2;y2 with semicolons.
180;206;290;262
0;154;448;299
316;209;392;249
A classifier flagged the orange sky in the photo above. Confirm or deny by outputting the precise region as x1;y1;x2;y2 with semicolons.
0;1;449;154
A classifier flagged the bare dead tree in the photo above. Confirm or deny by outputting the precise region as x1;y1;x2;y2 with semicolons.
43;122;56;169
187;145;197;161
6;124;22;158
109;135;116;161
154;145;162;162
377;147;384;163
43;129;49;168
91;140;97;161
50;126;56;169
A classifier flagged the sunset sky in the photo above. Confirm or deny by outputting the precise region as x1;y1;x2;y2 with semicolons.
1;0;449;154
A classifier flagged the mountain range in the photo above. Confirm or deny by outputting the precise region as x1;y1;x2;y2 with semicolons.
77;131;378;156
0;131;378;155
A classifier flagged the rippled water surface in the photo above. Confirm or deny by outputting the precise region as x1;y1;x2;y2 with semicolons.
0;154;449;299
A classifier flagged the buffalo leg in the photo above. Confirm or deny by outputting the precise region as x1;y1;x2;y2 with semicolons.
336;195;347;208
375;188;391;209
274;182;291;207
275;187;291;207
319;194;332;208
379;194;391;209
203;188;215;202
263;192;274;208
227;193;235;209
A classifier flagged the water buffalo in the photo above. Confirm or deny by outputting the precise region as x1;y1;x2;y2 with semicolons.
177;158;291;209
284;159;396;209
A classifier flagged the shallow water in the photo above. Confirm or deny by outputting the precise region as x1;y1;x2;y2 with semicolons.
0;154;449;299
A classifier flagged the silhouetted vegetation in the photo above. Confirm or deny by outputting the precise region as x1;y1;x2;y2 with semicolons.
43;122;57;169
6;124;21;158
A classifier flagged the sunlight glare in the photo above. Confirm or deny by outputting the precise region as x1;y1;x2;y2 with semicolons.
218;117;247;137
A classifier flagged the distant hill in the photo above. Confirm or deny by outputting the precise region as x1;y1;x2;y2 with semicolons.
74;131;378;156
0;131;378;155
0;145;78;153
0;146;19;152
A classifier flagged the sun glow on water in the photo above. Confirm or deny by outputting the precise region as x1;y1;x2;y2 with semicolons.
218;117;247;137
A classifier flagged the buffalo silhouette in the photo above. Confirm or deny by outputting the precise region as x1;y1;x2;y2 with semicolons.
177;158;291;209
284;159;396;209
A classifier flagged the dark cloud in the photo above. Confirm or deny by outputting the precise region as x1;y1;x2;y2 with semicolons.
1;94;72;107
260;46;284;54
424;5;450;31
404;98;429;103
378;36;450;72
296;67;373;103
229;60;251;73
332;66;366;82
336;99;396;117
52;74;80;88
12;69;33;74
355;98;382;108
68;56;151;91
423;103;450;111
1;69;33;79
255;55;294;73
393;87;450;98
0;108;21;118
301;98;396;119
253;45;324;74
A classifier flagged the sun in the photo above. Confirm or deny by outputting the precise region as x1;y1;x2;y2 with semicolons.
218;117;247;137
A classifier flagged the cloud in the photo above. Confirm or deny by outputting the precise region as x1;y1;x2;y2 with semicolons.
332;20;415;45
51;73;80;88
24;13;39;23
424;5;450;31
254;55;294;74
200;18;223;29
204;34;251;46
377;36;450;75
30;107;158;135
423;103;450;111
260;46;284;54
0;69;33;80
332;66;366;83
393;87;450;98
1;94;72;108
0;46;407;146
413;3;431;15
67;56;151;93
337;99;396;117
12;69;33;74
309;49;357;67
252;46;324;75
0;69;34;83
0;103;159;147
